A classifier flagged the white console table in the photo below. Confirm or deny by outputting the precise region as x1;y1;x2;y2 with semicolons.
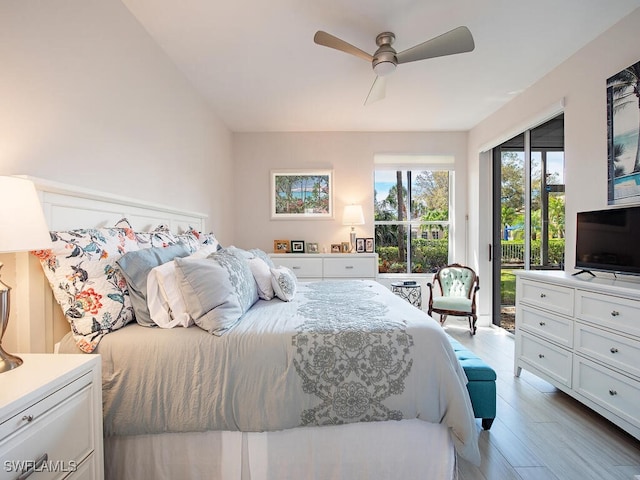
514;270;640;439
269;253;378;281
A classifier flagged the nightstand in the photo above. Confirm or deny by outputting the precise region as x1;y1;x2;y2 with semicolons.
391;282;422;308
0;354;103;479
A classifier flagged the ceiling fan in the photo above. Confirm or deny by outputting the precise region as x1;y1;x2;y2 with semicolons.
313;26;475;105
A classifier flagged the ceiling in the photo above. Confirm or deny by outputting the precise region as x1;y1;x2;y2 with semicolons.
121;0;640;133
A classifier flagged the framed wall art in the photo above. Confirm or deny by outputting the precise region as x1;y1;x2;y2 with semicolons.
271;169;333;219
607;60;640;205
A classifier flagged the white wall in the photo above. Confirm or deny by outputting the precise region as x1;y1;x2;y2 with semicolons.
468;8;640;319
232;131;469;263
0;0;234;352
0;0;233;240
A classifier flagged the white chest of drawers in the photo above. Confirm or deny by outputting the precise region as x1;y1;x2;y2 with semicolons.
0;354;103;480
269;253;378;281
515;271;640;439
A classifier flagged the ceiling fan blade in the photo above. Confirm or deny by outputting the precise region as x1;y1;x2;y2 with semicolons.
364;76;386;105
396;26;474;64
314;31;374;63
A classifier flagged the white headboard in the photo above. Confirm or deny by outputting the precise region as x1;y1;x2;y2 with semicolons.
12;177;208;353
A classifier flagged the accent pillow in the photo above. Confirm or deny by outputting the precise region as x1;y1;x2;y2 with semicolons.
175;250;258;335
189;226;221;250
248;256;275;300
116;243;191;327
271;266;297;301
32;227;140;353
146;243;219;328
134;225;179;249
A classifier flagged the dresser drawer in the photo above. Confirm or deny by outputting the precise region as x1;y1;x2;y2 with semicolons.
574;356;640;430
518;279;574;316
519;304;573;348
518;331;572;387
271;256;323;279
574;322;640;378
323;257;376;278
575;290;640;337
0;383;94;480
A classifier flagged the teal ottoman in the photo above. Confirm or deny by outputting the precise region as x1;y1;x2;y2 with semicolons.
447;336;497;430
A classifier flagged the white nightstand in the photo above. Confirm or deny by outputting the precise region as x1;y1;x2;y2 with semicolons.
0;354;103;479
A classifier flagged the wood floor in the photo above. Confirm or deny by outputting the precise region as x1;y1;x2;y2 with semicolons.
444;323;640;480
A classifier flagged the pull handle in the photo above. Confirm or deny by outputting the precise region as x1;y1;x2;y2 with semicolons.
540;293;546;298
610;347;619;354
16;453;48;480
611;310;620;317
538;353;545;359
539;321;546;326
291;266;301;270
345;266;354;269
22;415;34;423
609;389;617;396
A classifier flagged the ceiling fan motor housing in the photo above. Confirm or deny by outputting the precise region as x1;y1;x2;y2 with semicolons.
372;32;397;76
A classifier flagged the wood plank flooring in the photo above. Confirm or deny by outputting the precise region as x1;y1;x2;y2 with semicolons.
444;322;640;480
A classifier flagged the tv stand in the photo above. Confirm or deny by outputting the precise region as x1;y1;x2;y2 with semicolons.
572;269;595;277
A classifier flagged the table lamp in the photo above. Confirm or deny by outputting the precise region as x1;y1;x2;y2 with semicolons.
342;204;365;252
0;176;52;373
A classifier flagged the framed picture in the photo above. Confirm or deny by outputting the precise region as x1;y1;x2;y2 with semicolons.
306;242;319;253
271;169;333;219
355;237;365;253
341;242;350;253
290;240;305;253
607;59;640;205
330;243;341;253
273;239;290;253
365;238;374;253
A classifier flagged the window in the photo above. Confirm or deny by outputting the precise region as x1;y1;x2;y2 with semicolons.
374;162;452;274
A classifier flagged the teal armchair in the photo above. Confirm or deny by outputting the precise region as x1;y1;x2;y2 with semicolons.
427;263;480;334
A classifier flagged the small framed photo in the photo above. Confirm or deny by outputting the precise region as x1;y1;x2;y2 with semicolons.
331;243;342;253
341;242;350;253
365;238;374;253
306;242;319;253
273;239;290;253
291;240;305;253
355;238;365;253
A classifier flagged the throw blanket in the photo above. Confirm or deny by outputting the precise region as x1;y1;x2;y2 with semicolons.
60;280;480;463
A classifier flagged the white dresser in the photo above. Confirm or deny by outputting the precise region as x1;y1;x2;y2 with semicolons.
0;354;103;479
515;270;640;439
269;253;378;281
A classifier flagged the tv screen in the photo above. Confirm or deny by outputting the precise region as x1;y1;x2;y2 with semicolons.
575;206;640;275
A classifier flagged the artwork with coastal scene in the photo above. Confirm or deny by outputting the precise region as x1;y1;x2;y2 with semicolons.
271;170;333;218
607;60;640;205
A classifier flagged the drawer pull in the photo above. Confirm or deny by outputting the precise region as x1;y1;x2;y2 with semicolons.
610;347;619;354
540;293;546;298
538;353;545;359
609;389;617;396
291;266;301;270
539;321;546;326
345;265;354;269
611;310;620;317
16;453;48;480
21;415;34;422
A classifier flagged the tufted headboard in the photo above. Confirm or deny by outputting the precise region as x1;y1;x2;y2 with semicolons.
10;176;207;353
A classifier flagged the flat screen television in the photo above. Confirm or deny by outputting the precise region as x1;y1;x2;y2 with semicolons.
575;206;640;276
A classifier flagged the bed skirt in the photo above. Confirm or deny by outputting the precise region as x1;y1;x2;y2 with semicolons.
104;419;457;480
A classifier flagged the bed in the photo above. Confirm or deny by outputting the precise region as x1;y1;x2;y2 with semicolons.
18;178;480;480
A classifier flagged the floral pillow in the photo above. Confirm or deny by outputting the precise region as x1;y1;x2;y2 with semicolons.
33;227;140;353
271;266;297;302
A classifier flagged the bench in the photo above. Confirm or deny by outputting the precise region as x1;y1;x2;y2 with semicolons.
447;335;497;430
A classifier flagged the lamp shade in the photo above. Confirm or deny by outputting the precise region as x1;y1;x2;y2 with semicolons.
0;176;52;253
342;204;365;226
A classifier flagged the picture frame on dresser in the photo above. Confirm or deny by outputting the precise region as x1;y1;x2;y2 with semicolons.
356;238;365;253
365;238;374;253
291;240;305;253
271;169;333;219
306;242;319;253
273;239;290;253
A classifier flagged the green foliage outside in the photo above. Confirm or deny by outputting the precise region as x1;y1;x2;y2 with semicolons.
501;270;516;305
377;239;448;273
501;239;565;265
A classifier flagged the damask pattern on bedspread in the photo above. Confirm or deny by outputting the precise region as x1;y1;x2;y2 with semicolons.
292;282;414;425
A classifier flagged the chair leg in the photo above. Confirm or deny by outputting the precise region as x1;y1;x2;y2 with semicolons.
470;314;477;335
440;314;447;326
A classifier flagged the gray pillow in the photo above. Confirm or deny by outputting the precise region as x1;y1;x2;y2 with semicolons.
174;250;259;335
117;243;191;327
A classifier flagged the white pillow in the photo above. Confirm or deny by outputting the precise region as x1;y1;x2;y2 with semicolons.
271;266;297;302
248;256;275;300
146;244;219;328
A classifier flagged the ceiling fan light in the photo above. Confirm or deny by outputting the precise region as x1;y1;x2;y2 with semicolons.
373;61;396;76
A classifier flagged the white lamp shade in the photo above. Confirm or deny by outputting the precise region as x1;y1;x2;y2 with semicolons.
0;177;52;253
342;204;365;226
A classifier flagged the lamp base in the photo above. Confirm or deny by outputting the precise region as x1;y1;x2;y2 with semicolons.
0;346;22;373
350;229;357;253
